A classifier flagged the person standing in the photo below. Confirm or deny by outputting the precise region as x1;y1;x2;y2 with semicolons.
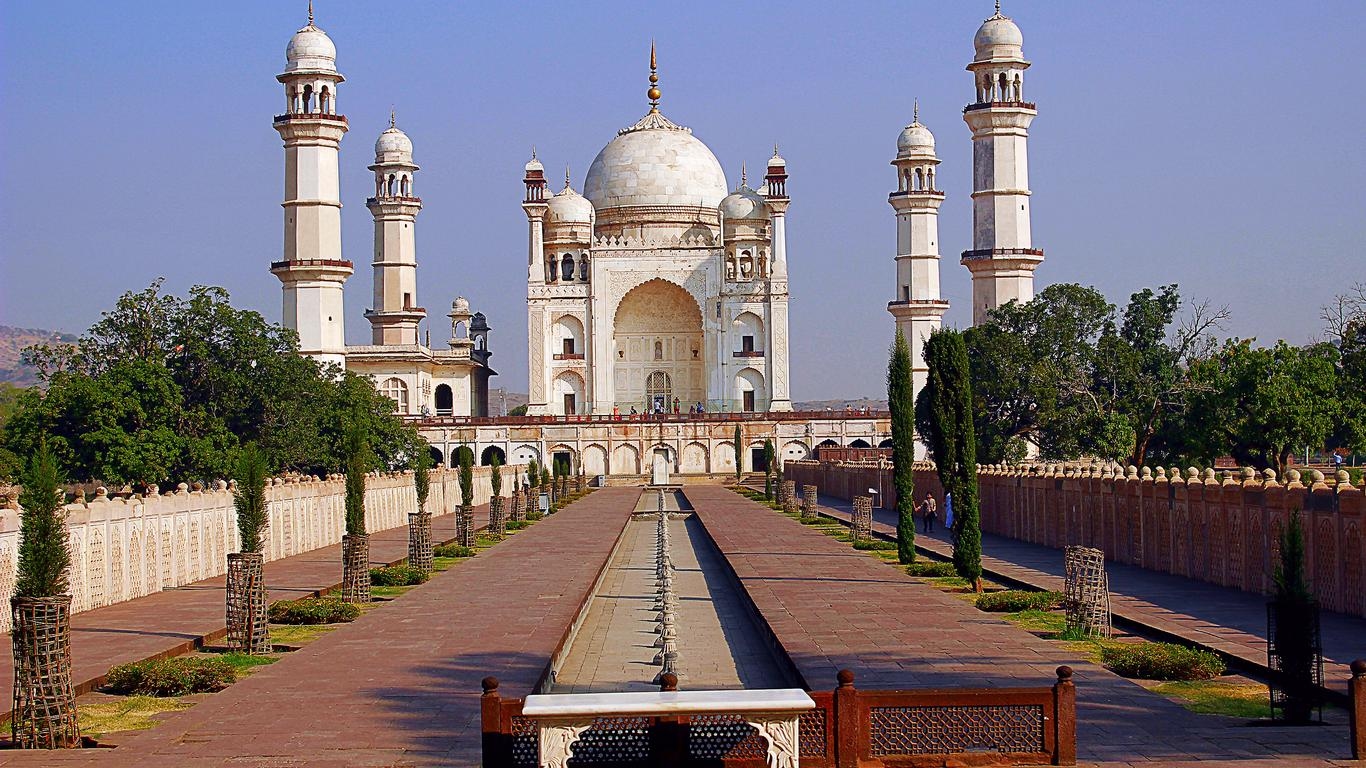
917;492;938;533
943;491;956;545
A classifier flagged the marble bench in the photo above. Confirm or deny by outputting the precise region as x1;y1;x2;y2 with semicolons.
521;688;816;768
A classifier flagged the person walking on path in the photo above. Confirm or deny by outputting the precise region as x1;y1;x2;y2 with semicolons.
943;491;955;545
917;492;938;533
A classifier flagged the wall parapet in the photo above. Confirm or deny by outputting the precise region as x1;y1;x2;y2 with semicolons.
785;459;1366;619
0;466;521;632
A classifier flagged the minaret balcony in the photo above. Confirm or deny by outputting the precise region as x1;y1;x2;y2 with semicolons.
889;189;946;199
552;353;585;361
960;247;1044;261
273;112;349;125
888;298;950;318
963;101;1036;113
270;258;353;272
366;196;422;205
732;350;766;358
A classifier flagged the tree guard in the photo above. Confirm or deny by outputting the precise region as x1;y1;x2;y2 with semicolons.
11;595;79;749
226;552;270;654
510;487;525;523
342;534;371;604
801;484;819;520
1063;545;1110;637
408;512;433;574
489;495;506;538
852;496;874;543
781;480;798;515
458;505;475;547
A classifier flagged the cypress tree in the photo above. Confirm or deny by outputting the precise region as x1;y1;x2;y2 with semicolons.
734;424;743;481
343;419;369;536
458;446;474;509
763;439;775;499
923;329;982;590
15;442;70;598
232;442;269;554
413;445;432;514
888;328;917;564
490;453;502;497
1272;510;1318;723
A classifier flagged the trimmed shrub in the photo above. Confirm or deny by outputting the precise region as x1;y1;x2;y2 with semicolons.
903;561;959;577
369;564;429;587
853;539;898;551
1101;642;1225;681
975;590;1063;612
268;597;360;625
105;657;236;696
526;509;543;522
506;520;530;531
433;543;475;558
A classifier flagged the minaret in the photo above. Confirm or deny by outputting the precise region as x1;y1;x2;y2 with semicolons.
888;103;949;438
763;149;793;412
961;2;1042;325
365;112;424;345
271;3;352;369
521;149;550;416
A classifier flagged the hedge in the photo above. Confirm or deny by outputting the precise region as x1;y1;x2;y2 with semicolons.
268;597;360;625
369;564;429;586
974;590;1063;612
1101;642;1225;681
903;561;959;577
433;543;475;559
105;657;236;696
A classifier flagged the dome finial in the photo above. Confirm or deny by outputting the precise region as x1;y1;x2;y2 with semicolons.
773;143;780;158
565;164;572;189
913;98;919;124
647;40;661;112
990;0;1007;19
531;145;537;160
390;107;396;129
308;0;314;25
741;162;747;187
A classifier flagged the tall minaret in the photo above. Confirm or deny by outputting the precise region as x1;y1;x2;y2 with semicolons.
365;113;425;346
521;150;550;416
961;2;1043;325
271;4;352;369
888;103;949;419
764;149;793;412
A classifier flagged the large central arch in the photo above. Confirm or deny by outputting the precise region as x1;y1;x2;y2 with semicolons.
612;279;704;412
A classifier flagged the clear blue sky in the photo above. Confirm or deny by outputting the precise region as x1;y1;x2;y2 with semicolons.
2;1;1362;399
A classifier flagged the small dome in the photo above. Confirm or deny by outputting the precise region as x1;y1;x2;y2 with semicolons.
285;24;337;72
897;122;935;156
451;297;470;314
768;150;786;168
374;126;412;158
547;185;594;225
974;10;1024;61
719;185;769;221
524;155;544;173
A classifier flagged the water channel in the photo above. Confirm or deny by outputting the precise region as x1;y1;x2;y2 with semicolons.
550;490;794;693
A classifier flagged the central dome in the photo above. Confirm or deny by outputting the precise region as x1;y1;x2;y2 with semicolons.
583;110;728;212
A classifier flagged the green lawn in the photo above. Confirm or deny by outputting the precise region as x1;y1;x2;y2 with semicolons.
1148;679;1272;719
80;695;192;738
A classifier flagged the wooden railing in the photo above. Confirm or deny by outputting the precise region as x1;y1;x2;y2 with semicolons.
481;668;1076;767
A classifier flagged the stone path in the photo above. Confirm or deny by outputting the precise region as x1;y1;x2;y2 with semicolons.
684;486;1354;767
7;488;641;767
552;514;793;692
0;505;490;717
810;492;1366;697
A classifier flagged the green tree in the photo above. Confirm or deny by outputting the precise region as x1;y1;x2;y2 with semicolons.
1185;340;1340;474
15;442;70;597
920;330;982;590
527;457;540;490
413;444;432;514
1321;283;1366;455
458;446;474;509
490;452;502;497
231;443;269;554
888;328;916;564
733;424;743;481
343;418;370;536
1270;511;1318;723
763;439;775;499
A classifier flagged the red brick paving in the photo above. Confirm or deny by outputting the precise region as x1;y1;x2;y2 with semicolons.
1;504;489;716
683;486;1354;767
810;492;1366;697
1;488;640;767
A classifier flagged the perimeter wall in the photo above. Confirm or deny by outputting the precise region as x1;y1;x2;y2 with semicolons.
785;460;1366;619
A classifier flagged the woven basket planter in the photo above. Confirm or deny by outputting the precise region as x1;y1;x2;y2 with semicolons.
10;595;79;749
782;480;799;514
341;534;371;603
226;552;270;654
408;512;433;573
801;484;819;520
852;496;874;542
510;488;524;522
458;505;475;547
489;497;505;538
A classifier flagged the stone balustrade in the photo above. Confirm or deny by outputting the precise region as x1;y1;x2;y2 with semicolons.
0;465;521;631
785;459;1366;618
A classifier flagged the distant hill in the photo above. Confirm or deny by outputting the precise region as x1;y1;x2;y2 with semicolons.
0;325;76;387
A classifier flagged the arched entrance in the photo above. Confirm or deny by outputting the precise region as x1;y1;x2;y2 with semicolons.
428;446;445;468
613;279;703;412
434;384;453;416
480;446;506;466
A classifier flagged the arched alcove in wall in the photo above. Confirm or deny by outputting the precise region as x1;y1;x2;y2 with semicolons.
613;279;703;412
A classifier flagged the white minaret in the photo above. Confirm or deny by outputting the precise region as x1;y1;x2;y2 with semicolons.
271;4;351;369
763;151;793;412
962;2;1042;325
888;103;949;423
365;113;425;346
521;151;551;416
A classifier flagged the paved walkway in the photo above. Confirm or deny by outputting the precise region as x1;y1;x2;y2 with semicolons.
553;514;793;692
684;486;1354;767
811;492;1366;697
7;488;641;767
0;504;490;716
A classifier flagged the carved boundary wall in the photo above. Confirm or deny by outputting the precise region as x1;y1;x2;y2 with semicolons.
785;460;1366;619
0;466;519;632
